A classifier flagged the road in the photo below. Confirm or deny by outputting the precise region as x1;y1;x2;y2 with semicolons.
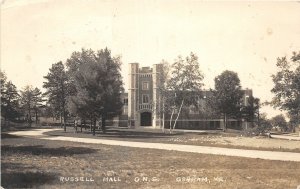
8;128;300;162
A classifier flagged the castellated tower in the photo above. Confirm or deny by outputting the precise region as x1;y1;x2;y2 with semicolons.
127;63;162;128
128;63;139;128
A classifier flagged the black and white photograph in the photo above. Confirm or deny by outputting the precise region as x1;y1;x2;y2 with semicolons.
1;0;300;188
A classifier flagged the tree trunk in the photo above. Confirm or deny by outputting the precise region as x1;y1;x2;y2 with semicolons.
93;118;96;136
29;114;32;127
26;114;28;126
81;119;83;132
162;103;165;133
74;119;77;133
83;119;86;131
4;116;7;127
90;118;93;132
35;109;38;125
28;108;32;127
61;80;66;132
223;113;227;132
169;109;175;133
63;107;66;132
172;99;184;131
101;117;106;134
60;112;63;128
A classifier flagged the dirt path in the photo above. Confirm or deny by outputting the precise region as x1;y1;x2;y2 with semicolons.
9;129;300;162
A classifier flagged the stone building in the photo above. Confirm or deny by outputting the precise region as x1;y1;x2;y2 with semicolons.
115;63;253;129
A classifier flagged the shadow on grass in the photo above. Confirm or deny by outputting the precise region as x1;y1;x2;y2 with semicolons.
1;162;36;171
1;145;98;156
1;171;58;188
46;128;185;139
1;133;24;139
1;121;62;132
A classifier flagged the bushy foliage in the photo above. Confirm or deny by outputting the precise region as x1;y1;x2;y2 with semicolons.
66;48;123;135
271;51;300;131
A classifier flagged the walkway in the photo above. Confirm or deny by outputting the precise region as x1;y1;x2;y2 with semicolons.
8;129;300;162
271;134;300;141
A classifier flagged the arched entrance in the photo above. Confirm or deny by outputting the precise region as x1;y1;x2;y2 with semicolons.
140;112;152;126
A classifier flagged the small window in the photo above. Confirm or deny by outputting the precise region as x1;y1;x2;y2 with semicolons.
142;94;149;104
123;98;128;105
142;82;149;90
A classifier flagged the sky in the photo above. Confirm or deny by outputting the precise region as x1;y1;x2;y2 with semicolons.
1;0;300;118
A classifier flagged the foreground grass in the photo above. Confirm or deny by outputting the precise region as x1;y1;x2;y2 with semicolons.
1;133;300;189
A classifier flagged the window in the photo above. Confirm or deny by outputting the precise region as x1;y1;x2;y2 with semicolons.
142;82;149;90
142;94;149;104
123;98;128;105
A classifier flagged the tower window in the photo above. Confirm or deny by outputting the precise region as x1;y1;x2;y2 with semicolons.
123;98;128;105
142;82;149;90
142;94;149;104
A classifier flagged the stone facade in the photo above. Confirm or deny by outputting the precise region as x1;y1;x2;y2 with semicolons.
127;63;163;128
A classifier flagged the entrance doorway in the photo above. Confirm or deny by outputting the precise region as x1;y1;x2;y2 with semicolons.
140;112;152;126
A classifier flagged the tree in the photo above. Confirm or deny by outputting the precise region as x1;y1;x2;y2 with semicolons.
155;60;170;132
288;113;298;132
20;86;35;126
241;96;260;128
66;49;99;132
167;52;204;132
32;87;45;124
210;70;244;131
271;114;288;132
271;51;300;132
1;71;8;123
1;70;7;107
43;62;69;131
67;48;123;135
1;76;21;125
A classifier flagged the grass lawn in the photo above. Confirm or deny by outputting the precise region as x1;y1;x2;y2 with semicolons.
1;131;300;189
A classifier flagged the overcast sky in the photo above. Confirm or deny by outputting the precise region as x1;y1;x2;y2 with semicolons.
1;0;300;118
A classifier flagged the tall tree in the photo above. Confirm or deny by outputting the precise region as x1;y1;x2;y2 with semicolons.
98;49;124;133
67;48;123;135
1;71;8;123
1;79;20;125
271;51;300;132
167;52;204;132
32;87;45;124
211;70;244;131
157;60;171;132
20;86;34;126
43;62;69;131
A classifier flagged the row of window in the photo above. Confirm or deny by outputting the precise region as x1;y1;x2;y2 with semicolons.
123;94;150;105
140;74;152;77
123;94;250;107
